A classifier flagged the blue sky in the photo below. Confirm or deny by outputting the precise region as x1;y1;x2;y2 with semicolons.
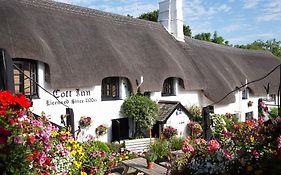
55;0;281;45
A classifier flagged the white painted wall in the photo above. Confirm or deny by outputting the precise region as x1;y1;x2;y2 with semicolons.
32;64;269;142
164;108;191;137
31;62;129;142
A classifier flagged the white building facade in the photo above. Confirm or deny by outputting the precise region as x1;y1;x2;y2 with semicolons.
29;63;271;142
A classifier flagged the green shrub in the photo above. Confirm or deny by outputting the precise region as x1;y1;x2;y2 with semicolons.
169;137;184;151
187;105;202;125
106;142;124;153
269;107;278;118
149;139;170;160
121;94;159;138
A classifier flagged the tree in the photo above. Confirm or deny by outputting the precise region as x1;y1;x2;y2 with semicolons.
138;10;159;22
121;94;159;138
235;39;281;59
138;10;192;37
212;31;224;45
194;32;211;42
183;25;192;37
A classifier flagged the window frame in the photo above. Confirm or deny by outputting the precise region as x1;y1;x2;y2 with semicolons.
161;77;175;96
101;77;120;101
242;88;249;100
13;59;38;99
245;111;253;121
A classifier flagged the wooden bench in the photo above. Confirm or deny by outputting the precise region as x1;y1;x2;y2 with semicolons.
123;138;155;153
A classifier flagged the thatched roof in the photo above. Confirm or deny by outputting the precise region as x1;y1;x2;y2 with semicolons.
0;0;280;104
182;38;280;104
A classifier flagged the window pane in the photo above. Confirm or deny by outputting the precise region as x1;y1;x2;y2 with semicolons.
101;77;119;100
13;60;37;97
162;78;174;95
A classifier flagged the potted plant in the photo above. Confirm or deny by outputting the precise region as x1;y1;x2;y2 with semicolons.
144;151;157;169
162;126;178;139
78;116;92;129
248;101;253;107
95;124;108;136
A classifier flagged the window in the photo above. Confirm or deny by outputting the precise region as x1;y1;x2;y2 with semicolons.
245;111;253;121
102;77;119;100
242;88;249;99
162;78;174;96
13;60;38;98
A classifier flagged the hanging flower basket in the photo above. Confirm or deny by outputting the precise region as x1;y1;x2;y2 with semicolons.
248;101;253;107
95;124;108;136
78;116;92;129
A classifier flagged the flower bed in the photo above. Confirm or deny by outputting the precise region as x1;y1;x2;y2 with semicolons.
0;91;116;174
172;109;281;175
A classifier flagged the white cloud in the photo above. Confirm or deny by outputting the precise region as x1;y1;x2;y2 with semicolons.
242;0;260;9
189;21;214;35
54;0;94;4
228;32;275;44
218;4;231;12
184;0;231;21
53;0;158;17
228;0;235;3
91;2;157;17
257;0;281;21
222;23;241;33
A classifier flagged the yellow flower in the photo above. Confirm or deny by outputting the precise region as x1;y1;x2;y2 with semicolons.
250;135;254;142
74;160;82;168
81;172;87;175
71;150;77;156
51;131;58;137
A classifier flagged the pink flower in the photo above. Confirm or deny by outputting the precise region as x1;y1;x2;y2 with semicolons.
14;136;23;144
39;152;47;165
182;144;194;153
222;130;232;138
208;140;220;153
223;151;233;159
277;136;281;149
276;117;281;123
251;149;260;159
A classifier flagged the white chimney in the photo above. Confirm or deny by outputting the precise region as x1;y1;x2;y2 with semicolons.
158;0;184;42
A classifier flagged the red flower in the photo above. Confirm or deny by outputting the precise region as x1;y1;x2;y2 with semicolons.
233;124;241;130
28;135;36;145
223;151;233;159
208;139;220;153
14;94;30;109
182;144;194;153
245;120;255;126
26;155;34;161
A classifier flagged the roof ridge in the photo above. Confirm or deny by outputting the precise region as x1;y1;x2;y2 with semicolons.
15;0;163;30
185;36;274;56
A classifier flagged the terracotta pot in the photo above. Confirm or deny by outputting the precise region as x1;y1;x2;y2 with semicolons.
147;161;154;169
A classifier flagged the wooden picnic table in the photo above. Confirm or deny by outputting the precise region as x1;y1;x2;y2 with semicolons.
122;157;167;175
